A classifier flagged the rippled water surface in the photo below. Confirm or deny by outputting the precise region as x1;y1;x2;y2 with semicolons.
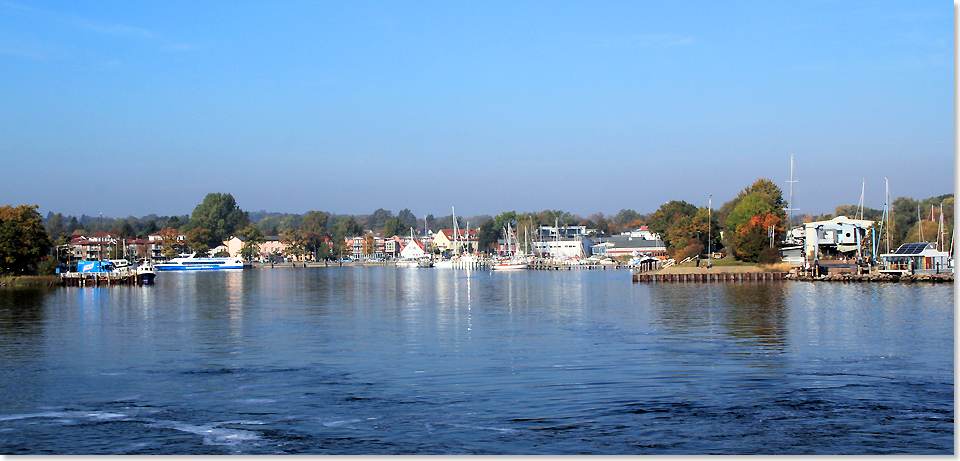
0;268;953;454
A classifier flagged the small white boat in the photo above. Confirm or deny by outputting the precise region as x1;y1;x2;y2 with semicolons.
154;254;245;271
491;260;527;271
395;259;419;267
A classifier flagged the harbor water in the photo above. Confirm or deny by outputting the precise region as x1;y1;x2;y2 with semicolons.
0;267;953;454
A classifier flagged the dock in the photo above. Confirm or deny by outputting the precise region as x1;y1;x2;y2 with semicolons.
60;271;145;286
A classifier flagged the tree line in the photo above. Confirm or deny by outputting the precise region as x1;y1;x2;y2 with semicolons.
0;182;953;275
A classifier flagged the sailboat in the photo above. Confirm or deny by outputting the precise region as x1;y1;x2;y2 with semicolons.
492;223;528;270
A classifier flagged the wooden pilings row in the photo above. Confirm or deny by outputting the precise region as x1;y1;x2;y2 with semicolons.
60;273;144;287
633;272;787;283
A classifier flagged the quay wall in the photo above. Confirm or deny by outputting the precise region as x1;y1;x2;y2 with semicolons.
632;271;953;283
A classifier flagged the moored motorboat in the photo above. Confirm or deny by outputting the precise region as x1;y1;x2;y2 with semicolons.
136;262;157;284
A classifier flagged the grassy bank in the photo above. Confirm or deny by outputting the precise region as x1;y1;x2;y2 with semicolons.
0;275;60;288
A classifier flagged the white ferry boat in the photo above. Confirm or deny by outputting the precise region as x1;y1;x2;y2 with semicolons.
154;254;245;271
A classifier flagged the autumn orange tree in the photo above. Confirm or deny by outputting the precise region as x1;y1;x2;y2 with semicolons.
0;205;51;275
734;213;782;263
156;227;185;258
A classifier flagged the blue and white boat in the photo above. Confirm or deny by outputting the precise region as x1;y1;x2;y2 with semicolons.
154;254;245;271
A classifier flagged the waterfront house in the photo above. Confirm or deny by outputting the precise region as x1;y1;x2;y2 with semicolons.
148;230;186;259
68;232;119;260
589;227;667;259
879;242;951;275
400;239;428;259
260;236;291;260
801;216;875;262
224;236;245;257
433;228;479;253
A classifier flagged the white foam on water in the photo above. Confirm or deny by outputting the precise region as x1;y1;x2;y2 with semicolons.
448;423;519;434
0;410;130;424
321;418;364;428
319;416;377;429
84;412;128;420
0;412;68;422
235;398;277;404
148;419;263;446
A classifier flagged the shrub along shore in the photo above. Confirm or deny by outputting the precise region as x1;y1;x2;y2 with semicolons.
0;276;60;288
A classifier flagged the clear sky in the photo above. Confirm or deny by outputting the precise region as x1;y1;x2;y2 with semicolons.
0;1;953;219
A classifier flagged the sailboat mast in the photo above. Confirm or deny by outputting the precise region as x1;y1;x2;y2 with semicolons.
451;206;457;254
858;179;865;221
918;204;923;243
885;177;890;254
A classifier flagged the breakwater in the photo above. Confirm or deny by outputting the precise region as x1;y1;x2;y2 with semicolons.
633;270;953;283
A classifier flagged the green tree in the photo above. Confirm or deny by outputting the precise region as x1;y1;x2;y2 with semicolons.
587;213;611;236
185;228;212;257
331;217;363;256
301;210;331;259
183;193;249;248
0;205;52;275
718;178;786;229
723;193;774;255
493;211;519;232
367;208;393;232
834;205;883;221
536;210;581;226
382;217;406;237
45;213;66;243
236;225;266;259
476;219;499;253
612;209;641;227
396;209;417;230
647;200;697;250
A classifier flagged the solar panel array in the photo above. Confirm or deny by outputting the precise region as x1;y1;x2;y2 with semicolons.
894;243;931;254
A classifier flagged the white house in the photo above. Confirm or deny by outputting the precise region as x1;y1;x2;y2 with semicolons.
399;239;428;259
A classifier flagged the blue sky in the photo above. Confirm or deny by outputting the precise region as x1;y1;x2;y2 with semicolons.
0;1;953;219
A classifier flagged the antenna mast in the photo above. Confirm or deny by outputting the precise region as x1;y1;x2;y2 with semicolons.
787;154;798;226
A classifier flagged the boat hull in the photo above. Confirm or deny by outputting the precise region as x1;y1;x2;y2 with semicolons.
154;264;244;271
491;263;527;270
154;257;245;271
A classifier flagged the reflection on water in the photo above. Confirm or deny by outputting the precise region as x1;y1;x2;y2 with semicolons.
722;283;788;350
0;269;952;454
648;283;789;351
